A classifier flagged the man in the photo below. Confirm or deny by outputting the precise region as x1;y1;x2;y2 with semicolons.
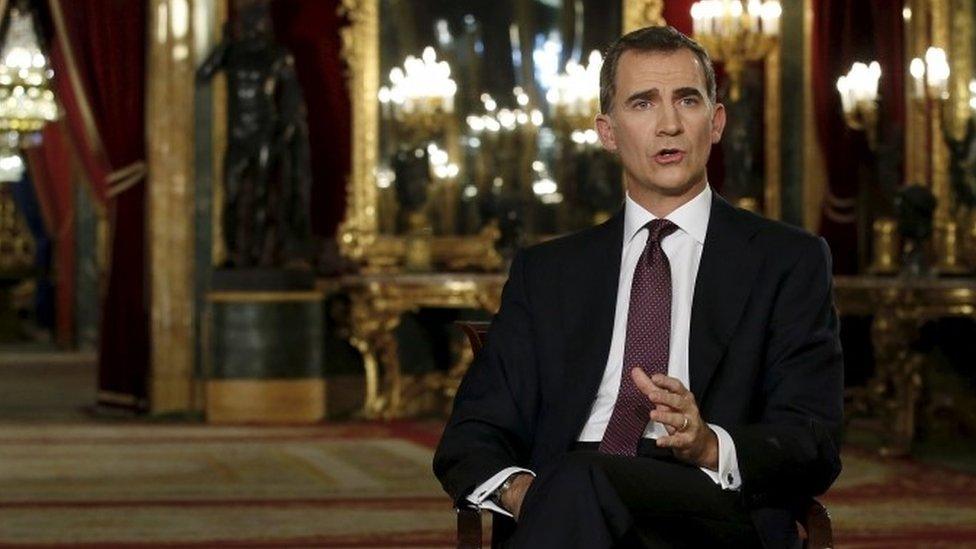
434;26;843;548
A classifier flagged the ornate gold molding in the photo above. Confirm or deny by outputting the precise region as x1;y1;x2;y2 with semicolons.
623;0;665;33
337;0;380;265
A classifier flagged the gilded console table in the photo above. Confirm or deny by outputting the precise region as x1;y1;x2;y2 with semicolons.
834;276;976;455
330;273;506;419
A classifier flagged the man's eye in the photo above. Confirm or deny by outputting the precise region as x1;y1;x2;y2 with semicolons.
633;100;651;109
680;97;700;106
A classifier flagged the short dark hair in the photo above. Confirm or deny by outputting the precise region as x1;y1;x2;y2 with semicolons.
599;26;717;114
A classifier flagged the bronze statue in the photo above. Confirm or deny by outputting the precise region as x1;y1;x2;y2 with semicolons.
196;1;311;268
946;119;976;210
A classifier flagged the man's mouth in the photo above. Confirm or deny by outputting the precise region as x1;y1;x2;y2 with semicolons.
654;148;685;164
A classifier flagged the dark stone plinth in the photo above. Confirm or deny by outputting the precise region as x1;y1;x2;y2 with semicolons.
211;268;315;291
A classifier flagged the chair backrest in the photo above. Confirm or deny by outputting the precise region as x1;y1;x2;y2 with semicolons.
457;321;490;354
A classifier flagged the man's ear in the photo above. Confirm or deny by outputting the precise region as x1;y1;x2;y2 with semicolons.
710;103;727;144
595;113;617;153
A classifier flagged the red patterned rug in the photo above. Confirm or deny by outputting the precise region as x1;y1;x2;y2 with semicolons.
0;421;973;547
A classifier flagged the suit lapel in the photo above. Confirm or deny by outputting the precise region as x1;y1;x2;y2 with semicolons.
689;194;762;404
560;208;624;440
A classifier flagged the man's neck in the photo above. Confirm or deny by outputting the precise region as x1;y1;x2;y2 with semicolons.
627;180;708;219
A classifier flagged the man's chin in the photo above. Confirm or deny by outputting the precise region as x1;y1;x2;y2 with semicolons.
644;178;705;197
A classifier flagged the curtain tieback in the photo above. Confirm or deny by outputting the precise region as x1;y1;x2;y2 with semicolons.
106;161;147;198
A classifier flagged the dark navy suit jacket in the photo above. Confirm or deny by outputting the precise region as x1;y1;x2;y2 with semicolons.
434;193;844;548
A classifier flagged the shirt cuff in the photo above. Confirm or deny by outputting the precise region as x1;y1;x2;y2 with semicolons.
465;466;535;518
699;424;742;491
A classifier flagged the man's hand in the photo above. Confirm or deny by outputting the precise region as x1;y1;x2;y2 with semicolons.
499;473;534;521
631;369;719;470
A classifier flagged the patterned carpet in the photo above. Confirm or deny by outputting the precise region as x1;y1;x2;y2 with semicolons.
0;422;459;548
0;421;974;547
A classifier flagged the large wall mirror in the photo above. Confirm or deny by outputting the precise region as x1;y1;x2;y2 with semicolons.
339;0;665;271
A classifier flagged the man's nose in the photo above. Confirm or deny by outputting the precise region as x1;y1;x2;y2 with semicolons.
656;105;682;136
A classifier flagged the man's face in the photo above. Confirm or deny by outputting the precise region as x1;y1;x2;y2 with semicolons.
595;48;725;203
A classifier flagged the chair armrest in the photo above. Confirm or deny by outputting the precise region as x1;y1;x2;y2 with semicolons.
798;498;833;549
456;503;485;549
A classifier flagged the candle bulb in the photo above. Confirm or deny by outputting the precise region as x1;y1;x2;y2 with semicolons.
910;57;925;99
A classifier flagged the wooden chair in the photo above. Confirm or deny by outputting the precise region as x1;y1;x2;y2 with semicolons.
454;321;834;549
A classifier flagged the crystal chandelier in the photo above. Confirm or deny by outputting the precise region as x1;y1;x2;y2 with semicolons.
378;46;456;139
690;0;781;102
0;4;58;146
546;50;602;142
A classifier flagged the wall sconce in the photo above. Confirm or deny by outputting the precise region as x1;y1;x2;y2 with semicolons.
836;61;881;149
909;47;950;101
690;0;781;102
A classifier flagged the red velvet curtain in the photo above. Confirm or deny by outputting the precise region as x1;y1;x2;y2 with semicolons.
44;0;148;408
24;123;75;346
270;1;351;241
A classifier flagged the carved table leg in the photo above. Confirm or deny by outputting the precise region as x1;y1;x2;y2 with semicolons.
870;308;923;456
349;295;404;419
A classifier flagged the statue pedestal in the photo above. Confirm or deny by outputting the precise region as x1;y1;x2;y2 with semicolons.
205;269;324;423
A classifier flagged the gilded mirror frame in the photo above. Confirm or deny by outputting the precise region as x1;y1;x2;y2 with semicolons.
337;0;787;271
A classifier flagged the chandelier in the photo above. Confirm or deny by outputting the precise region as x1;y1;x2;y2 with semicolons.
0;4;57;146
546;50;602;142
690;0;781;102
378;46;456;139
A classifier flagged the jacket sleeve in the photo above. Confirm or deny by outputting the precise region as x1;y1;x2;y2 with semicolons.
728;236;844;507
433;250;540;505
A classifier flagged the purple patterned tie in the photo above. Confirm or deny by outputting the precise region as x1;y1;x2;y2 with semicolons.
599;219;678;456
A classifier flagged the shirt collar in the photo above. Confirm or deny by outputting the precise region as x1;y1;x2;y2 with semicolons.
624;185;711;246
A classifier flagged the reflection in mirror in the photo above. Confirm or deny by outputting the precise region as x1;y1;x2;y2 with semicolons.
376;0;621;257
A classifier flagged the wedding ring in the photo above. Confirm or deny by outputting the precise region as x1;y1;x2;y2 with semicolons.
679;415;689;432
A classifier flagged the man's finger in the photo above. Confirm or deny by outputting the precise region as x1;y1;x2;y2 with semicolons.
631;367;656;396
650;374;689;395
648;390;684;410
650;409;687;431
655;433;692;449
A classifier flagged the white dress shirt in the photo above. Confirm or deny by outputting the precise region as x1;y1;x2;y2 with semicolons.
468;185;742;517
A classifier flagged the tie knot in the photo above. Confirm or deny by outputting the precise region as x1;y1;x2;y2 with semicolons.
645;219;678;243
